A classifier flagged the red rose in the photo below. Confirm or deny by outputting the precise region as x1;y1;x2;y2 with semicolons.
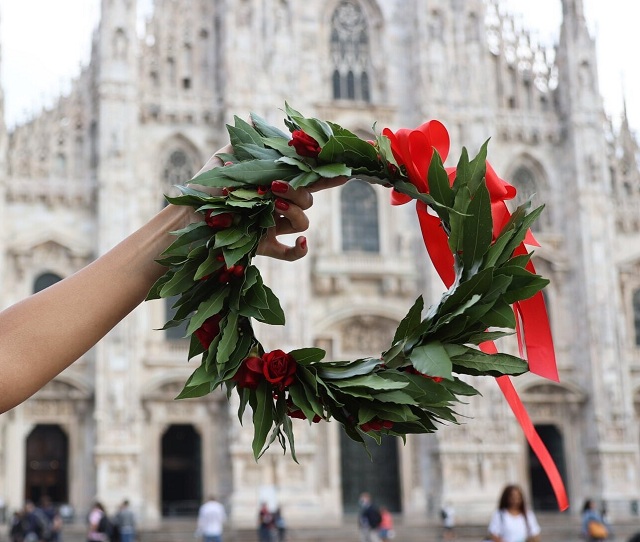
288;130;322;158
233;356;264;389
262;349;297;389
194;314;223;349
205;211;233;229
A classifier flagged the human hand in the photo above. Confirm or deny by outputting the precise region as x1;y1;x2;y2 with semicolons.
192;146;347;261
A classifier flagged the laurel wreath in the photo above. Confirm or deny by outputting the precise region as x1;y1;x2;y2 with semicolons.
146;104;547;461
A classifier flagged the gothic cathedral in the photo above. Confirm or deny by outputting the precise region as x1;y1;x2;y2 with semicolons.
1;0;640;528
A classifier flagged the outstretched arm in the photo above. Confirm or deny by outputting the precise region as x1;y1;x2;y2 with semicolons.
0;151;341;413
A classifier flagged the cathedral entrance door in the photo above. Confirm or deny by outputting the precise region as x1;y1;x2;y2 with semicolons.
528;424;567;511
25;425;69;504
161;424;202;517
340;433;401;513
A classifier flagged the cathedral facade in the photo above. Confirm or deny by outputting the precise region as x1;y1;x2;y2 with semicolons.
1;0;640;528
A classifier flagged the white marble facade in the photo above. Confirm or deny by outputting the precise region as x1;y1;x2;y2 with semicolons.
2;0;640;528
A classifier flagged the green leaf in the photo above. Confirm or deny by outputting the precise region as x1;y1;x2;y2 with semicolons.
289;171;322;189
159;262;199;298
482;301;516;328
216;311;240;365
175;381;211;399
329;374;407;391
262;136;299;157
427;150;454;210
213;227;247;249
289;348;326;366
318;135;381;167
161;222;212;255
250;112;289;139
288;383;319;423
408;342;453;380
276;156;311;171
448;347;528;377
186;288;229;335
261;285;286;325
251;381;274;459
439;267;494;315
194;250;225;280
281;409;298;463
312;163;352;178
461;181;493;274
199;160;297;187
285;103;332;144
235;143;281;161
232;116;266;147
467;140;489;195
317;358;382;380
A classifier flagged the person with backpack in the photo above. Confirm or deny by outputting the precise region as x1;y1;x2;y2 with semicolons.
358;493;382;542
88;502;115;542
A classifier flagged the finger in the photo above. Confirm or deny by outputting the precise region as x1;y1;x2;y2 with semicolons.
307;175;349;193
274;198;309;234
271;181;314;210
258;236;308;261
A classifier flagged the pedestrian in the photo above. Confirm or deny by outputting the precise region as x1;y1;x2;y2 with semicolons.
378;506;394;542
22;501;51;542
486;485;540;542
87;502;112;542
40;496;62;542
196;496;226;542
273;508;286;542
358;493;382;542
258;503;274;542
581;498;612;541
115;500;135;542
441;502;456;541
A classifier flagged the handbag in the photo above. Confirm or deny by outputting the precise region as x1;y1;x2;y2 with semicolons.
588;520;608;539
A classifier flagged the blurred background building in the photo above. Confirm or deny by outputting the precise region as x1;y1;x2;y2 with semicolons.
1;0;640;529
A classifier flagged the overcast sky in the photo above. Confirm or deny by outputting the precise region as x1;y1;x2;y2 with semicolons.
0;0;638;131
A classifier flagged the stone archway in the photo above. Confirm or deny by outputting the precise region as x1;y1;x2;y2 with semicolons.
25;425;69;504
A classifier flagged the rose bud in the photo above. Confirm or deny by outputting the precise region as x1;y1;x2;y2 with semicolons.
233;356;264;389
205;211;233;229
288;130;322;158
195;314;223;349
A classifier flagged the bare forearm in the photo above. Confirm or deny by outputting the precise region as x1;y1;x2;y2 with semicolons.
0;204;192;413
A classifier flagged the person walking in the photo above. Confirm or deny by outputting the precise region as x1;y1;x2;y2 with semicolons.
196;496;226;542
358;493;381;542
487;485;540;542
258;503;274;542
581;499;612;541
115;500;135;542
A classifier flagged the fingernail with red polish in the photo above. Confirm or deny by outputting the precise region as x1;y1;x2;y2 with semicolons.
300;237;307;250
275;199;290;211
272;181;289;193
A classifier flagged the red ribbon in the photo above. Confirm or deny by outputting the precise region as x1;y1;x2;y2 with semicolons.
383;122;567;510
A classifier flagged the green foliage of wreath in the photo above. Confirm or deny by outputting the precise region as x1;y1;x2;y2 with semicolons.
146;104;548;461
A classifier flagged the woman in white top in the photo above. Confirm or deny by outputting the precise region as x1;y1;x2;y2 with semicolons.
487;485;541;542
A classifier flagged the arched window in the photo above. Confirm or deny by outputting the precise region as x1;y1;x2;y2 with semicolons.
330;1;371;102
341;180;379;252
163;149;195;187
633;289;640;346
34;273;63;294
510;166;547;230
